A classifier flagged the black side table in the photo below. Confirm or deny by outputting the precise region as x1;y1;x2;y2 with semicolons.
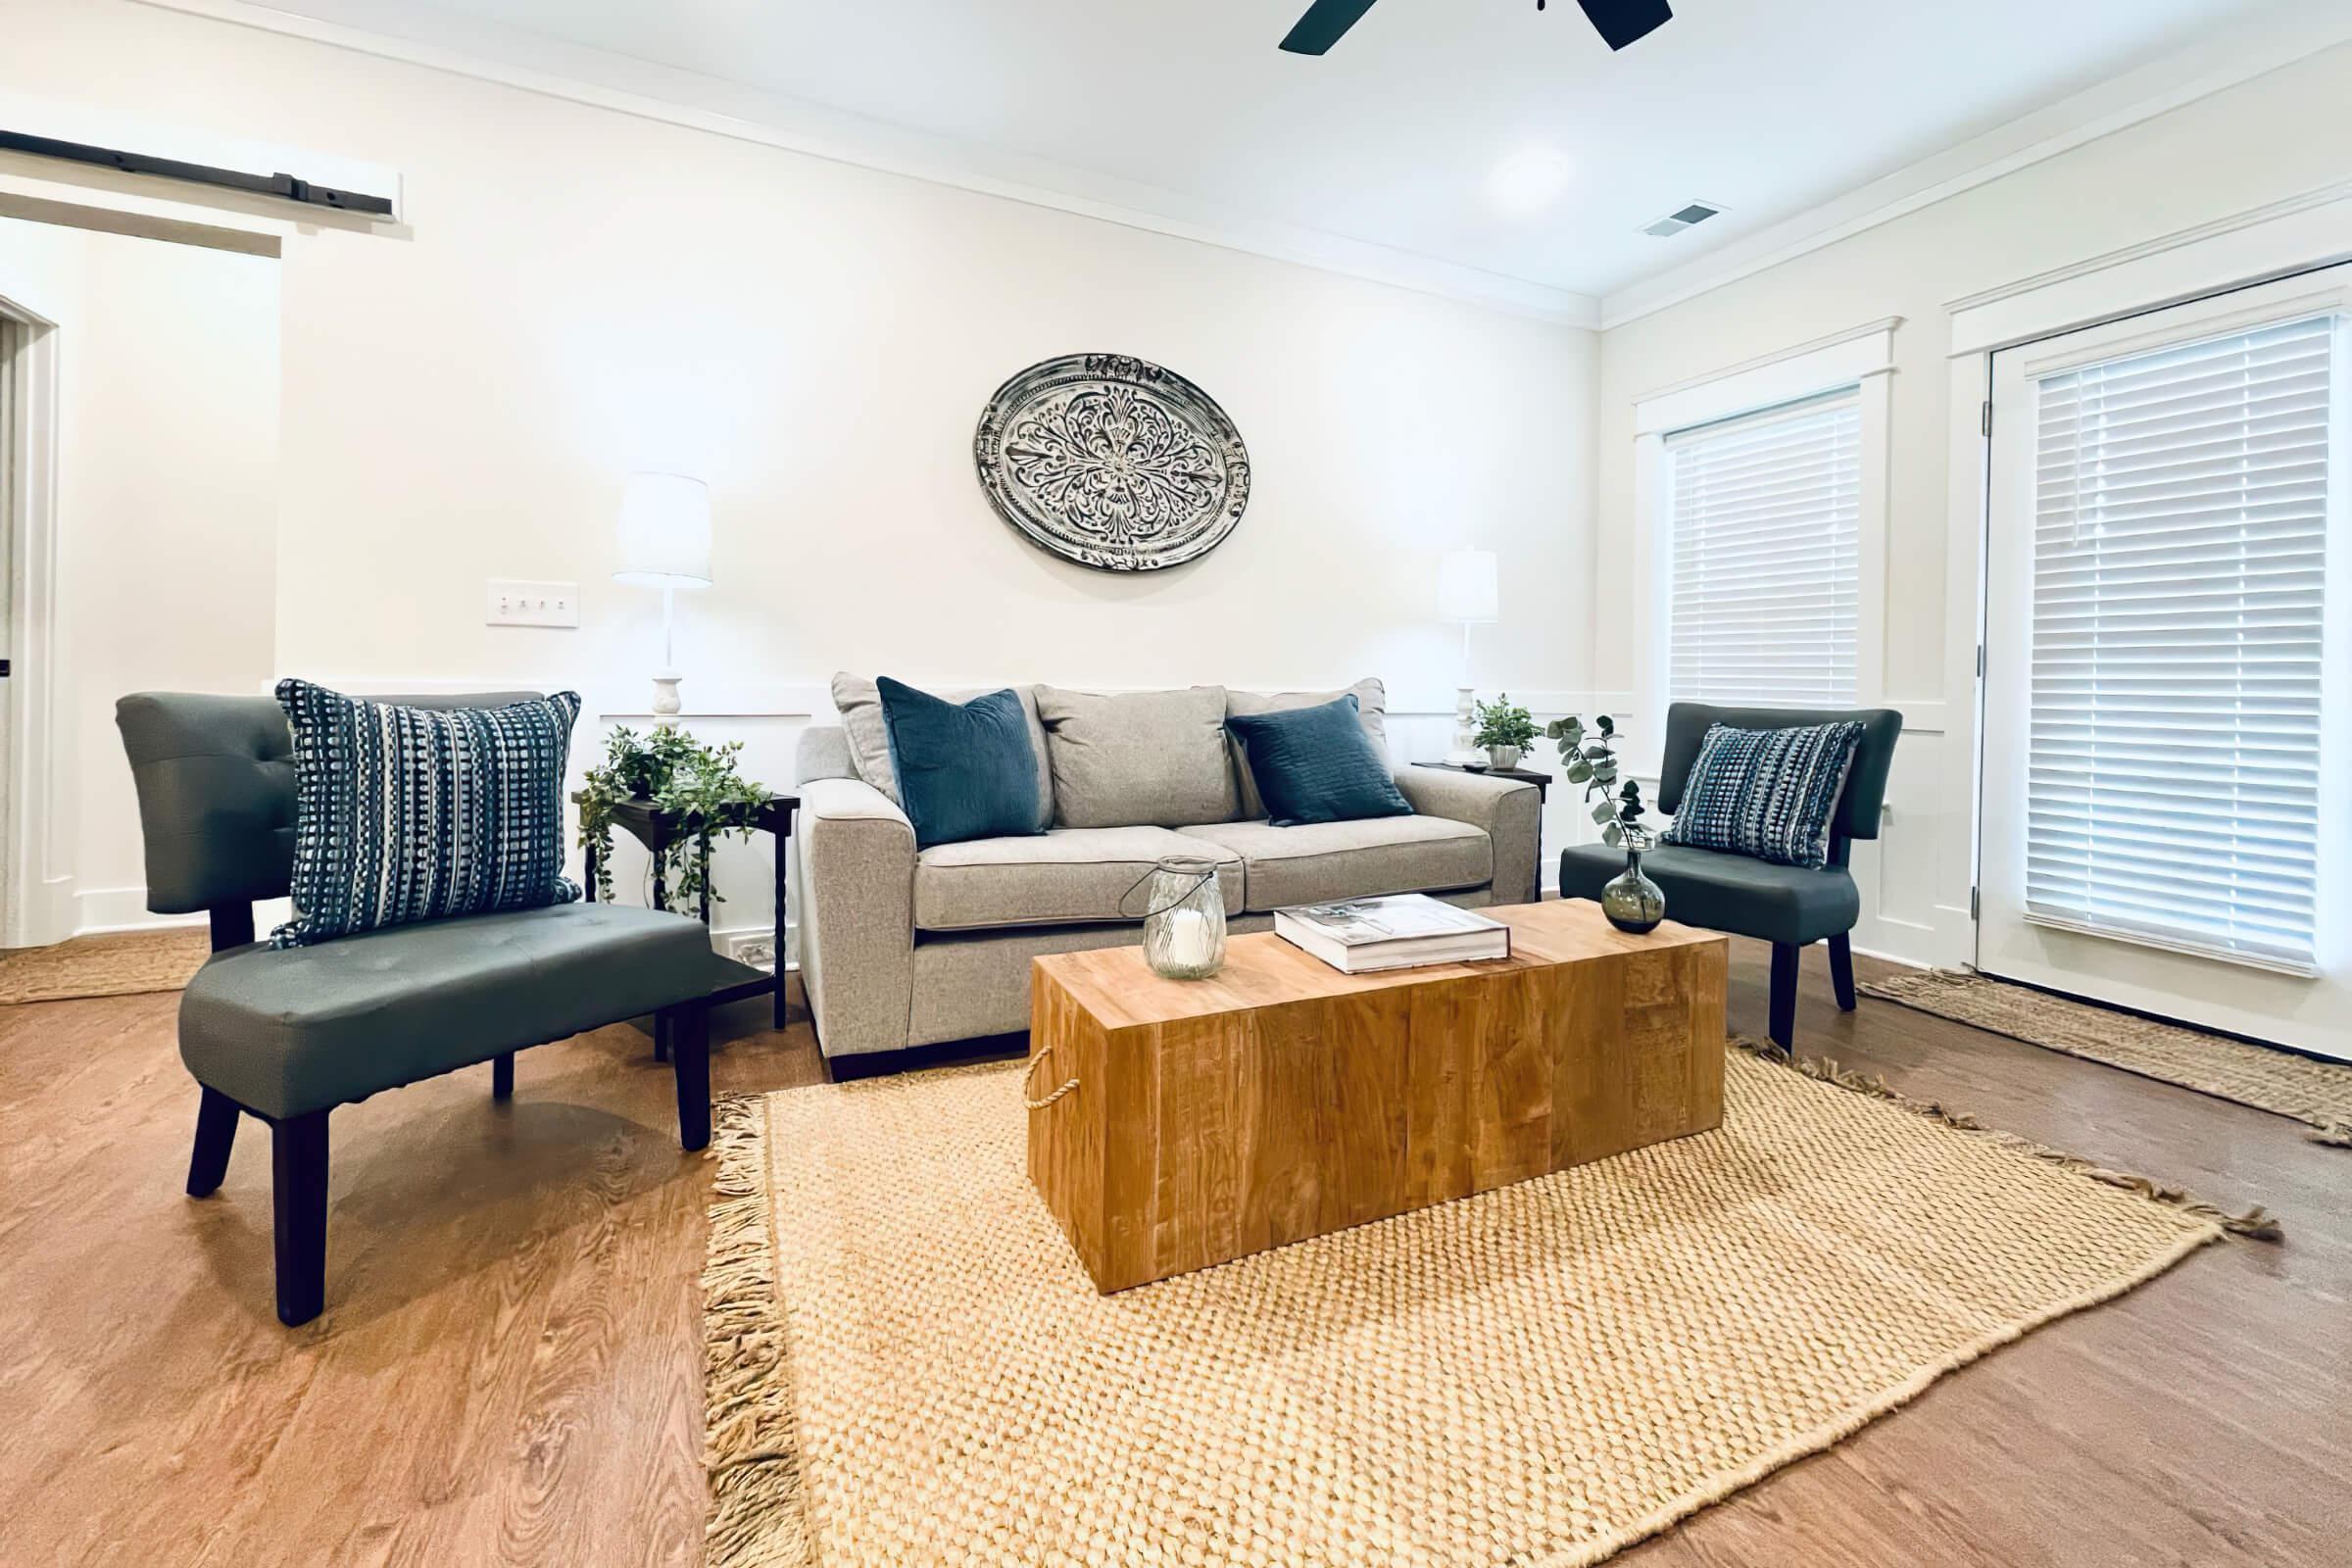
1414;763;1549;904
581;794;800;1043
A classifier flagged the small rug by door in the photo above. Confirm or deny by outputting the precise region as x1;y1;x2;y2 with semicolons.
1863;968;2352;1147
0;928;209;1004
703;1045;2241;1568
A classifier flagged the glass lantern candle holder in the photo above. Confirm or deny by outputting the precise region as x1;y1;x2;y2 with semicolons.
1142;854;1227;980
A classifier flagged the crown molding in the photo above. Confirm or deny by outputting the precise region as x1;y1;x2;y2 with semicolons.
131;0;1600;328
1595;5;2352;331
119;0;2352;341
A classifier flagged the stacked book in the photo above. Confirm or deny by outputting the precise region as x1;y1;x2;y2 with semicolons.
1274;894;1512;974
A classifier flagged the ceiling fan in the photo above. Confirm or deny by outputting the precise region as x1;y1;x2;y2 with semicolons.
1280;0;1672;56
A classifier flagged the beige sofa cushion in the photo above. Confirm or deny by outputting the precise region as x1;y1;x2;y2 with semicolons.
1180;815;1490;912
1224;678;1391;819
914;826;1242;932
829;674;1053;833
1034;686;1240;829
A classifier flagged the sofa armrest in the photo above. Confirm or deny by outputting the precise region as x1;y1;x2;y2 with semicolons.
1395;767;1541;905
792;776;917;1056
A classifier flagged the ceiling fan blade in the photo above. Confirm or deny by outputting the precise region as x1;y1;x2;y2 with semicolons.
1280;0;1381;55
1576;0;1672;50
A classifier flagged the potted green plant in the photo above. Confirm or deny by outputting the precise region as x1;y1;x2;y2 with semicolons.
577;725;769;909
1472;694;1539;770
1546;713;1664;934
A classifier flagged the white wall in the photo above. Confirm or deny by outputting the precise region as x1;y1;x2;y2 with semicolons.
0;216;278;939
4;0;1599;940
1592;39;2352;968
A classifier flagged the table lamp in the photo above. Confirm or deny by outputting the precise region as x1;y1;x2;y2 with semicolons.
614;472;712;724
1438;549;1498;764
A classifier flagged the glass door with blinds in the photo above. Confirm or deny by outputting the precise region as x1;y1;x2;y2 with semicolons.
1981;266;2352;1059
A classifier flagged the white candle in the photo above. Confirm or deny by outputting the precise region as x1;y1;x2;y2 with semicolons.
1163;908;1217;972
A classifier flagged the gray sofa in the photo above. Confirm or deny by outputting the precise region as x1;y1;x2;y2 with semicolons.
791;677;1541;1062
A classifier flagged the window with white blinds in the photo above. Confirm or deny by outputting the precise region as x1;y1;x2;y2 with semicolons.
2026;314;2335;971
1666;391;1860;707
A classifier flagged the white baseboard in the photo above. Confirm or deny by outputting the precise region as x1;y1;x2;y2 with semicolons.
71;886;203;937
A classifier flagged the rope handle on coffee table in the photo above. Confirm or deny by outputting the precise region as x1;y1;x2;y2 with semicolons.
1024;1045;1080;1111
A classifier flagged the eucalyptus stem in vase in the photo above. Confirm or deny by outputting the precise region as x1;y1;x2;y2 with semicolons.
1546;713;1665;934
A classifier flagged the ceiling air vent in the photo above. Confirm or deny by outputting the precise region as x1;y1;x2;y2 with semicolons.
1643;201;1723;238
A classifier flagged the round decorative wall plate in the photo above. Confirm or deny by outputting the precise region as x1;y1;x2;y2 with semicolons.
974;353;1251;572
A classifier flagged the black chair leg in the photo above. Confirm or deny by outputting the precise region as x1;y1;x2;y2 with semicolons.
653;1011;670;1064
187;1087;240;1198
1828;933;1857;1012
491;1053;514;1101
270;1111;331;1327
672;1004;711;1152
1768;942;1800;1051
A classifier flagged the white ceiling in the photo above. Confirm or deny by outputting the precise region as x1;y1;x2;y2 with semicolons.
258;0;2312;310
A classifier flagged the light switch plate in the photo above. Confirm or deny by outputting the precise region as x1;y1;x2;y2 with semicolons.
486;579;580;628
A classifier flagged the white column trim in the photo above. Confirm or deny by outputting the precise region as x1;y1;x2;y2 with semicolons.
1942;352;1990;967
1628;430;1668;778
0;293;71;946
1853;366;1892;711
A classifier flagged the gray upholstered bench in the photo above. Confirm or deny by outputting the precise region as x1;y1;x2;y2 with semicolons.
119;691;728;1326
1559;702;1901;1051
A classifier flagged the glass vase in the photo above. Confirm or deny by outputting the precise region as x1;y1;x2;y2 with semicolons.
1142;855;1227;979
1602;845;1666;935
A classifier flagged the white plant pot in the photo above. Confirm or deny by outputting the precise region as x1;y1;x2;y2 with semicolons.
1487;745;1522;770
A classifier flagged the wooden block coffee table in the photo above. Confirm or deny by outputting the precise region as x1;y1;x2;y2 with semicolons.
1026;898;1728;1294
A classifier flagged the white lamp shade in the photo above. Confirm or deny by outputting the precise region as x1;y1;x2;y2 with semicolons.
613;472;713;586
1438;550;1499;624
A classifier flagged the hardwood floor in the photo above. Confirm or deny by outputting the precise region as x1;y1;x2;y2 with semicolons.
0;941;2344;1565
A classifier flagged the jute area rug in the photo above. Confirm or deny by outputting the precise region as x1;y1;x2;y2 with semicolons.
0;928;209;1004
704;1044;2247;1568
1864;968;2352;1147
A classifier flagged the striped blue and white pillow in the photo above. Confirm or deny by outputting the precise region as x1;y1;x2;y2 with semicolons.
270;680;583;949
1663;721;1865;870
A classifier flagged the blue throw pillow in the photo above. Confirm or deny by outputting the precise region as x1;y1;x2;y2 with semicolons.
1224;694;1411;827
1663;721;1866;869
272;680;582;948
876;678;1046;850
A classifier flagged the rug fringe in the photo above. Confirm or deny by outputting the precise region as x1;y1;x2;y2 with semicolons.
1728;1037;2282;1242
703;1095;815;1568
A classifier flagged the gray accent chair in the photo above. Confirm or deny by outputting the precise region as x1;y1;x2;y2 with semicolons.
117;691;729;1326
1557;702;1903;1050
791;680;1542;1067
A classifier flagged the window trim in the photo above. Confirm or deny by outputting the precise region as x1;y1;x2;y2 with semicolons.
1628;318;1895;772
